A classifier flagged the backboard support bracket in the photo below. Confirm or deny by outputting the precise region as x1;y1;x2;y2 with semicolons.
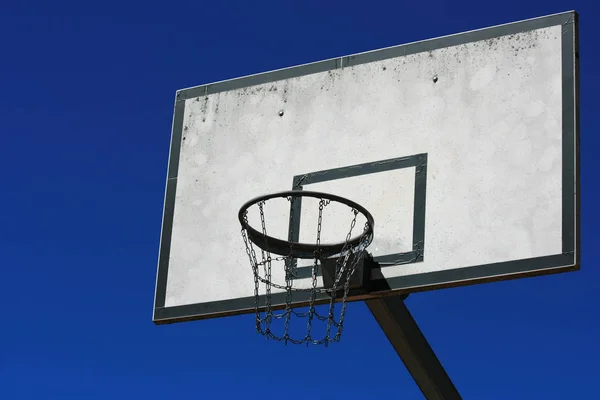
321;251;379;296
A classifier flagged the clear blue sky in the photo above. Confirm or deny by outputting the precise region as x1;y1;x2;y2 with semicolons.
1;1;597;399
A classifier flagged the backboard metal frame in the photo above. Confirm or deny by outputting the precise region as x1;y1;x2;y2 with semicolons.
153;11;579;324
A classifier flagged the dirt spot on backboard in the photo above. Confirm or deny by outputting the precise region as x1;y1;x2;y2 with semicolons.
200;96;209;115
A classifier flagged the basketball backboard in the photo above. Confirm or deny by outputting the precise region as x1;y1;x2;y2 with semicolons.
153;11;579;324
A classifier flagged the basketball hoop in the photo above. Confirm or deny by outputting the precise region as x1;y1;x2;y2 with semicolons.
238;190;374;345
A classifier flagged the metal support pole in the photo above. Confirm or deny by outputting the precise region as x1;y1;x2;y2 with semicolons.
366;295;462;400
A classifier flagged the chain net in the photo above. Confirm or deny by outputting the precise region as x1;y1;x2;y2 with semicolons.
240;195;372;346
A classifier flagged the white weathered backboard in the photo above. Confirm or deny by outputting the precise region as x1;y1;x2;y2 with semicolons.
153;11;579;324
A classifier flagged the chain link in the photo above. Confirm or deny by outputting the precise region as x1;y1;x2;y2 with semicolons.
240;195;372;345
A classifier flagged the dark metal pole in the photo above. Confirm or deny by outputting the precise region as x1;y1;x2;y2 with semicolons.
366;295;462;400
